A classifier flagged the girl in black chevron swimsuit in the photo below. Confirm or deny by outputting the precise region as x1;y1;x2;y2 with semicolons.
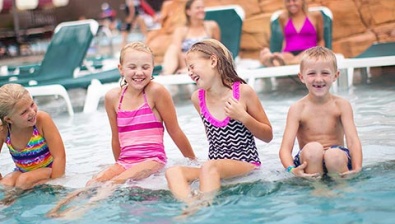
165;39;273;210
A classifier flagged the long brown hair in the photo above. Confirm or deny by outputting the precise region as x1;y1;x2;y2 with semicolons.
187;39;246;89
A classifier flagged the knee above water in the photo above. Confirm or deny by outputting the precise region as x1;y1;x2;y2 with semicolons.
302;142;325;161
165;166;183;179
200;161;219;175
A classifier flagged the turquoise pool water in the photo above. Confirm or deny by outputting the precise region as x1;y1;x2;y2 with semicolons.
1;75;394;223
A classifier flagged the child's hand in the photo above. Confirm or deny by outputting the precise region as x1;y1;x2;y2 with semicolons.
339;169;361;179
292;162;321;179
224;97;247;121
187;157;201;167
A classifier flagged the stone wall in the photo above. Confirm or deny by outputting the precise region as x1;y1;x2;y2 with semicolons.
146;0;395;63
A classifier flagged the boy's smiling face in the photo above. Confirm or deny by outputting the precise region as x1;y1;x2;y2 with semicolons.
298;59;339;96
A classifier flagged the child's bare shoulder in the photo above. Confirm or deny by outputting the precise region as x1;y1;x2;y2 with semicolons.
239;82;255;95
36;110;51;120
146;81;167;93
333;95;352;107
331;94;348;103
105;86;122;100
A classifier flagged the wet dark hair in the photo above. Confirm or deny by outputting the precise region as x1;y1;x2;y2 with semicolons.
187;39;246;89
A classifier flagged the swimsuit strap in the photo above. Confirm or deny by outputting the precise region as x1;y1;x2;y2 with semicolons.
6;125;40;151
118;86;128;111
142;89;148;103
118;86;148;110
198;81;240;127
233;81;240;100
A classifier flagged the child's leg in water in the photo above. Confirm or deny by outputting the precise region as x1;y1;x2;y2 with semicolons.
46;184;99;218
48;182;120;219
0;187;29;206
177;189;215;219
47;160;164;218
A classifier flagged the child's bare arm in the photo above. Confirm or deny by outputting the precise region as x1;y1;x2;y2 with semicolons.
226;85;273;142
39;112;66;178
279;105;300;169
340;100;362;173
156;85;196;160
105;89;121;161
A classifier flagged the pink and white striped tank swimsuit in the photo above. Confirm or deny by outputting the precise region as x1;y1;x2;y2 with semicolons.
116;87;167;169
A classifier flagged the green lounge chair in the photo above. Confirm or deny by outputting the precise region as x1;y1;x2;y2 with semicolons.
0;19;100;115
1;19;122;116
205;5;244;60
338;42;395;86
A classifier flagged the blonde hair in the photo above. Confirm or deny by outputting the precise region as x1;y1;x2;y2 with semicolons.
118;41;154;86
0;83;30;127
300;46;338;71
119;41;154;65
187;39;246;89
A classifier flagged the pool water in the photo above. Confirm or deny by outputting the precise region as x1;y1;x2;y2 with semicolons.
1;75;395;223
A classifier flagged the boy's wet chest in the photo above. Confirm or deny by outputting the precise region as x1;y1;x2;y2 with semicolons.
300;106;342;131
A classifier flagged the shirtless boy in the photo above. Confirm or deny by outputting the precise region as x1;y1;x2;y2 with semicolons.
279;46;362;179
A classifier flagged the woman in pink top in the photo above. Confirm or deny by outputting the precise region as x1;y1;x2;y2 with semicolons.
48;41;196;218
259;0;325;67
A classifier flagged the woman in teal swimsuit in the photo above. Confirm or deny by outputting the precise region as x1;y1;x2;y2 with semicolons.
161;0;221;75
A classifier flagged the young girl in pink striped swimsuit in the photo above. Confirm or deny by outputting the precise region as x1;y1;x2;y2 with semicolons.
48;42;196;218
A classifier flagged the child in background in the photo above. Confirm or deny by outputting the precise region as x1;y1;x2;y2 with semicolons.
47;41;196;218
279;46;362;179
0;83;66;205
165;39;273;210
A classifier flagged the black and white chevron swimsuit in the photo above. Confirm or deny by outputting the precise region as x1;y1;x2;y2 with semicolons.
198;82;261;166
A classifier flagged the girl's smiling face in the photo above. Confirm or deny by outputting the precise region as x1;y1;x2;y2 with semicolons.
186;51;215;89
6;94;38;127
118;49;154;89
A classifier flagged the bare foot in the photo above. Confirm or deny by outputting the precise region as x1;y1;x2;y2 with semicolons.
270;54;285;66
259;48;274;67
175;190;213;220
46;187;95;218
